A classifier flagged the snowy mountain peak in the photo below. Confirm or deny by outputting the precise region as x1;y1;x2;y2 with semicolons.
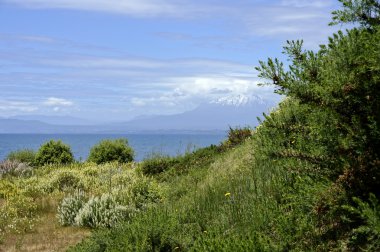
210;94;264;107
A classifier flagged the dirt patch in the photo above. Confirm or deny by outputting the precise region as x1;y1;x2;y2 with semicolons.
0;213;90;252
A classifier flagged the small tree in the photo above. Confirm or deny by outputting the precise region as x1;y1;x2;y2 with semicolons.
255;1;380;197
87;138;134;164
35;140;74;166
223;126;252;149
7;149;36;165
330;0;380;28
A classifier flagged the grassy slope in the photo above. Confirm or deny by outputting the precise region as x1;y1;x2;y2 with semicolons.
71;128;337;251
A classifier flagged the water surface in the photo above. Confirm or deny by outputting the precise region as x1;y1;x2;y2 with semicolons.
0;133;226;161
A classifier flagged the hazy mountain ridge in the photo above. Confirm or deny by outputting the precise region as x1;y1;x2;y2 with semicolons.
0;96;278;133
9;115;96;125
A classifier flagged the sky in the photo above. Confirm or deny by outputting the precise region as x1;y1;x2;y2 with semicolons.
0;0;343;122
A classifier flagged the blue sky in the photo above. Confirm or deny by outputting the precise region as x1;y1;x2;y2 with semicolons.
0;0;342;122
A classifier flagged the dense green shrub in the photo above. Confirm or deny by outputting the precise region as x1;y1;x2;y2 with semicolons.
170;145;221;174
75;194;136;228
141;155;178;175
256;20;380;197
252;1;380;248
35;140;74;166
57;192;86;226
6;149;36;165
87;138;134;164
221;126;252;150
52;172;84;192
124;176;163;209
344;193;380;251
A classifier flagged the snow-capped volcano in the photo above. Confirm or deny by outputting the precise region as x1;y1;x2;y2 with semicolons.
108;94;278;131
210;94;265;107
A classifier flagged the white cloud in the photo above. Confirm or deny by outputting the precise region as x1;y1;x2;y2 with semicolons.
2;1;340;48
43;97;73;106
3;0;192;17
128;74;277;110
242;2;338;48
280;0;333;8
131;98;147;107
1;33;278;116
0;101;38;112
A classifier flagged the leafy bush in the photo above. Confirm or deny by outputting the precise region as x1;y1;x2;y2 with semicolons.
344;194;380;251
75;193;136;228
141;155;178;176
221;126;252;150
124;176;163;209
169;144;221;175
53;172;84;192
57;192;86;226
87;138;134;164
35;140;74;166
6;149;36;165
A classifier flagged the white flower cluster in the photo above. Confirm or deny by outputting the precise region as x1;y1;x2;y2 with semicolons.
57;192;136;228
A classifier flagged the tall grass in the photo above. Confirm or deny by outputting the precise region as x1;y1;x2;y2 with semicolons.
72;133;326;251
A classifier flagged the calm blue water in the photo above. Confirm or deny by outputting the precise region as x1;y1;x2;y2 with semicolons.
0;134;226;162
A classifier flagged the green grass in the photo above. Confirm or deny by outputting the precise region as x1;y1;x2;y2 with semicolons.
70;132;332;251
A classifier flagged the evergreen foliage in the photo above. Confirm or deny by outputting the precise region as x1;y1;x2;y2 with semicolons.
256;12;380;198
35;140;74;166
87;138;134;164
331;0;380;27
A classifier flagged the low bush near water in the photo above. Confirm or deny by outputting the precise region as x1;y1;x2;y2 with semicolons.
87;138;134;164
6;149;36;165
220;126;252;150
35;140;74;166
141;155;178;176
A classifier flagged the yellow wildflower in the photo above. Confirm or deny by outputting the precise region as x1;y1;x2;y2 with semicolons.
225;192;231;197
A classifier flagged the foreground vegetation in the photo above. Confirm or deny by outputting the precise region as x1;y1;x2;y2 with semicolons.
72;2;380;250
1;1;380;251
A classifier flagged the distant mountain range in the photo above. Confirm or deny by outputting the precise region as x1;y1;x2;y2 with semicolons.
0;95;278;133
9;115;96;125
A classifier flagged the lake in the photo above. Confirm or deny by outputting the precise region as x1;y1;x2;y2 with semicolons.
0;133;226;162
